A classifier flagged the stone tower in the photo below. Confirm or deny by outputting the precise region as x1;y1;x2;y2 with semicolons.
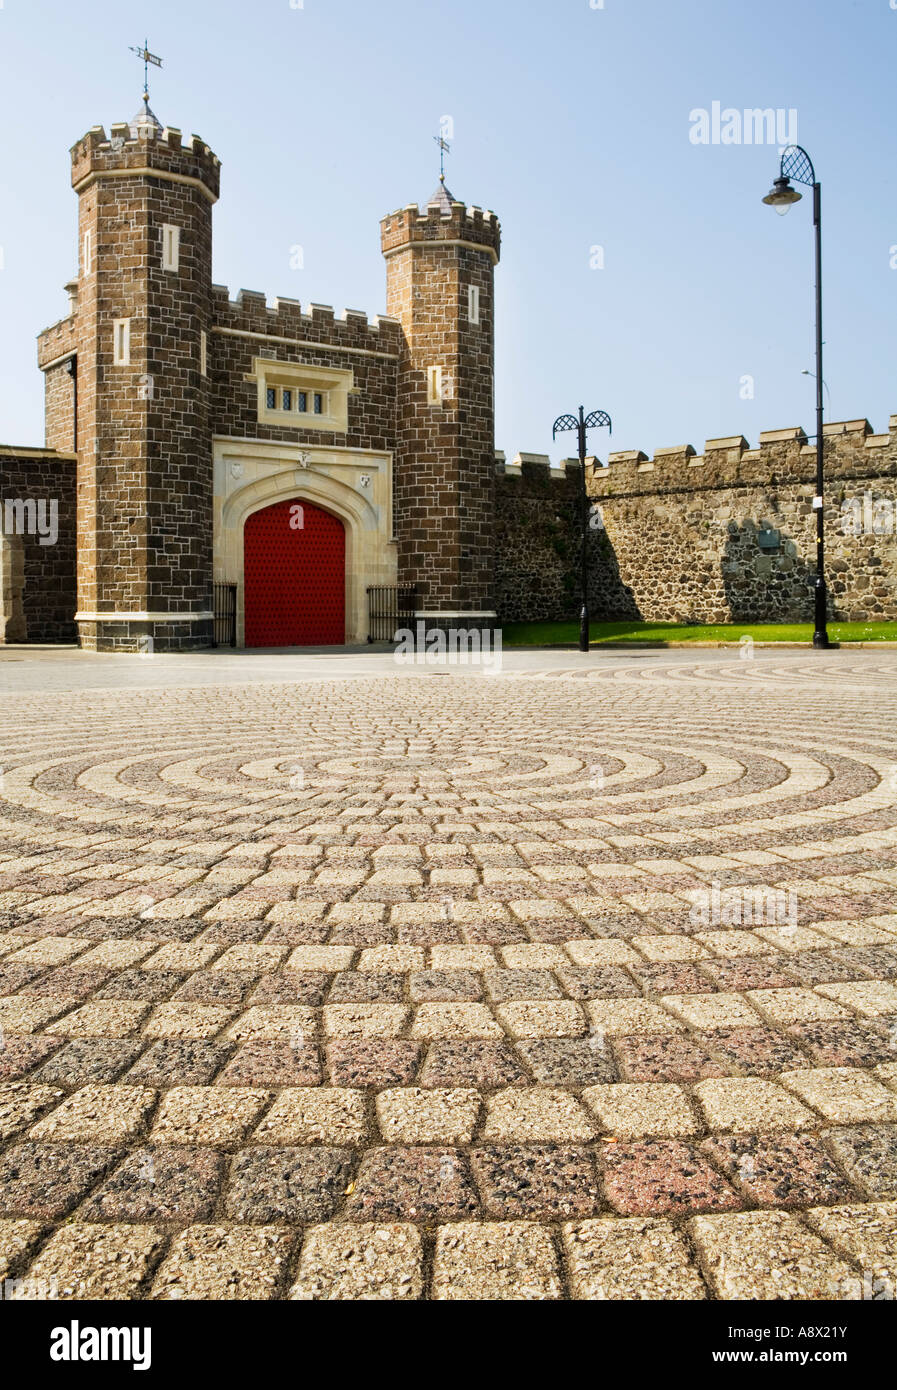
68;106;220;651
381;183;501;632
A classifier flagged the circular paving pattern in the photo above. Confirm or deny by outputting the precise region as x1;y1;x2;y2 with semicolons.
1;656;897;1300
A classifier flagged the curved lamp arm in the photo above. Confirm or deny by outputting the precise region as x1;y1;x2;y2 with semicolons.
552;411;613;442
552;415;580;439
779;145;816;188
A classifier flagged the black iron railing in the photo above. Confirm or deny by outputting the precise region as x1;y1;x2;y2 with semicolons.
367;586;419;643
213;583;237;649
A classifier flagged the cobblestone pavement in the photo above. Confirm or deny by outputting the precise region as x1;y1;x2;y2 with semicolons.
1;652;897;1300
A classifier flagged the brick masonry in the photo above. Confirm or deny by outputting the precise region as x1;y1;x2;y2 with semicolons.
0;448;76;642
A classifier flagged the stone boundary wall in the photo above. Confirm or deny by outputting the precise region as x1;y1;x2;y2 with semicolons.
495;417;897;625
587;416;897;623
0;448;77;642
494;454;639;623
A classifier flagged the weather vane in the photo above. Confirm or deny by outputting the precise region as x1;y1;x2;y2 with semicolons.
433;132;452;184
129;39;163;107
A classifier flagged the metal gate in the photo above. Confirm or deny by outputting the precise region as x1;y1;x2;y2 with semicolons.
213;583;237;649
366;586;419;643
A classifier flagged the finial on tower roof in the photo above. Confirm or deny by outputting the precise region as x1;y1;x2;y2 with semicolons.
434;131;452;181
129;38;163;111
430;130;455;209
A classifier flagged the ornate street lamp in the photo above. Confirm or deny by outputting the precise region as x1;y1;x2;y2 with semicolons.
763;145;829;648
552;406;613;653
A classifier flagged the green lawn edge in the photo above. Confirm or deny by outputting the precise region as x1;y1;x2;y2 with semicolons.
501;620;897;647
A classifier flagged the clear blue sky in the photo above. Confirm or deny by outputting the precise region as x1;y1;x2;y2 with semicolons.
1;0;894;460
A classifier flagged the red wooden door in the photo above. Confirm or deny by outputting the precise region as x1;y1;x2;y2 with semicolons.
243;499;345;647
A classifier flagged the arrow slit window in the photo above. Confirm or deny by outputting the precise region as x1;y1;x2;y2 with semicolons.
427;366;444;405
162;225;181;273
113;319;131;367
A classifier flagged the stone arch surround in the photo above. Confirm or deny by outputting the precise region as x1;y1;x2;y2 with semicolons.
213;438;397;646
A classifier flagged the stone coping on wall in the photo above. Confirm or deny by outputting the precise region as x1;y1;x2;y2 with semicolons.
495;454;583;488
0;445;77;461
588;418;897;498
495;417;897;498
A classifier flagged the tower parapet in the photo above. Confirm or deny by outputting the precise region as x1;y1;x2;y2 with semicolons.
381;200;501;261
71;122;220;202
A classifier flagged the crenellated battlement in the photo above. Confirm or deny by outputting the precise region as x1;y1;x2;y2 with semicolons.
495;452;585;487
498;417;897;496
37;315;77;370
586;416;897;498
380;198;501;261
210;285;404;354
70;121;221;201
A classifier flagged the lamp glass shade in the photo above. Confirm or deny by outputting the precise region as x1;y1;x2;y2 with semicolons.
763;179;802;215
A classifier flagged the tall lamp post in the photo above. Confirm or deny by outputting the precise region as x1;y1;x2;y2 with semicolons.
553;406;613;652
762;145;829;649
